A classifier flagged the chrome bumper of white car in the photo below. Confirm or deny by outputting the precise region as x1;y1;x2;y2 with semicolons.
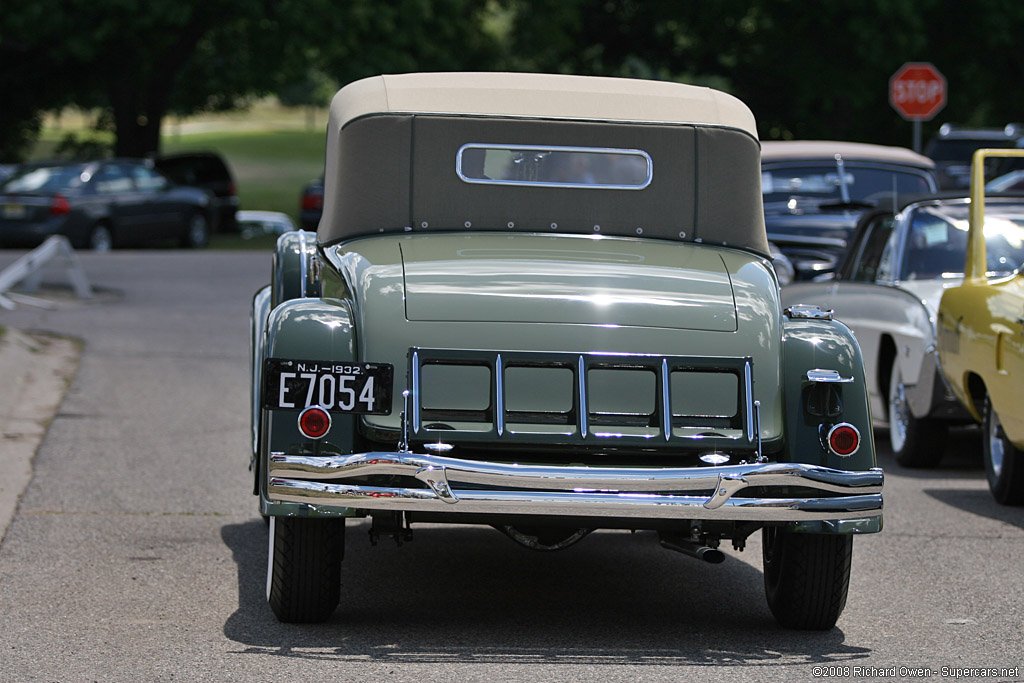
267;451;883;522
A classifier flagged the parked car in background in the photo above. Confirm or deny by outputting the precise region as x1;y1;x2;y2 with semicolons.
252;72;882;630
924;124;1023;190
0;164;18;184
986;168;1024;193
153;151;238;232
781;191;1024;466
0;159;212;250
762;141;937;280
237;210;295;239
299;177;323;230
938;149;1024;505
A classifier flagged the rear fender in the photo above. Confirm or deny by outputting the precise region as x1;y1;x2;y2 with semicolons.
250;284;272;475
257;298;359;514
272;230;321;306
781;317;876;471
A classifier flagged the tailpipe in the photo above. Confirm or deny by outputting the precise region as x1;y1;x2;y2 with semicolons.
658;533;725;564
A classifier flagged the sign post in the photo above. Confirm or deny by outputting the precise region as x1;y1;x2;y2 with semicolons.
889;62;947;153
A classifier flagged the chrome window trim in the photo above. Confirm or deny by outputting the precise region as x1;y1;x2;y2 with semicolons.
456;143;653;190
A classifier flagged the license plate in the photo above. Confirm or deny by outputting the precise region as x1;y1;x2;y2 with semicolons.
2;203;27;219
262;358;393;414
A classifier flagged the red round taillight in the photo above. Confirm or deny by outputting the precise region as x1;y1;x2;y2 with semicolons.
297;406;331;439
50;194;71;216
826;423;860;456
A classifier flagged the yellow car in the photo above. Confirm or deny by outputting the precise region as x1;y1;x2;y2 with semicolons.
937;148;1024;505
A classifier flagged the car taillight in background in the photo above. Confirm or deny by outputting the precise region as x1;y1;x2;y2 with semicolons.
301;188;323;212
50;195;71;216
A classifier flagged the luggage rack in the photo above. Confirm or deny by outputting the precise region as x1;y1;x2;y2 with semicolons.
404;348;761;456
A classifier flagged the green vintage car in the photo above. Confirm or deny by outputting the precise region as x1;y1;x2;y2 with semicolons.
250;72;883;629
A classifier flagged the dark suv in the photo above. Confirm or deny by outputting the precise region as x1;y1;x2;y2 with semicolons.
924;124;1024;189
153;152;239;232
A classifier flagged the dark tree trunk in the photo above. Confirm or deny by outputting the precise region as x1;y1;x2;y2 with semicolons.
112;110;165;158
107;10;213;158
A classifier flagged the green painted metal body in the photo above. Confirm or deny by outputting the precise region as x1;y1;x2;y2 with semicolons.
252;230;879;531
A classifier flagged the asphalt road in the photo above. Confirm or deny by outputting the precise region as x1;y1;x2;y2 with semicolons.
0;249;1022;682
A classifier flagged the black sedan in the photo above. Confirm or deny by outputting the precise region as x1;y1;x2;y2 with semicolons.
0;159;213;250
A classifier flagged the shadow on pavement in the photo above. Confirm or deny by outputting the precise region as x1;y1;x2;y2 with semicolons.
221;519;873;667
923;488;1024;531
874;426;983;481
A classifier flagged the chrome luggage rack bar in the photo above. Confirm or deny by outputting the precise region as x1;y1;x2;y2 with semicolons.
407;348;758;451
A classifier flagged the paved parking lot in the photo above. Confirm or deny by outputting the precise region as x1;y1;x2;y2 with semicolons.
0;249;1021;682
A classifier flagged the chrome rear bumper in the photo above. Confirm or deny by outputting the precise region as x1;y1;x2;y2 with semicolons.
268;451;883;522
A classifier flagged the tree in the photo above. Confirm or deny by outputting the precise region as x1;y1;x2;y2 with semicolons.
0;0;507;160
314;0;505;87
498;0;1024;147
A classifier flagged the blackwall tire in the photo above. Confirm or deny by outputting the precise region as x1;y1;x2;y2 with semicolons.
266;516;345;623
763;527;852;630
181;213;209;248
982;396;1024;506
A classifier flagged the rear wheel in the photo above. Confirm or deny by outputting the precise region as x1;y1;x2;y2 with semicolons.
763;527;852;630
982;396;1024;505
266;516;345;623
88;224;113;252
181;213;209;248
888;362;946;468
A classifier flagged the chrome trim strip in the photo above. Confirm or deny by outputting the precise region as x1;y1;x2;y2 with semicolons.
660;358;672;441
268;476;882;521
754;400;764;463
744;360;755;441
578;355;588;438
411;351;421;434
494;354;505;437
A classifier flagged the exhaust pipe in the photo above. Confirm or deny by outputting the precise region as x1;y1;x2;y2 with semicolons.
659;535;725;564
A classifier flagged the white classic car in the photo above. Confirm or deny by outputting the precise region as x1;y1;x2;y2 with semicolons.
782;193;1024;467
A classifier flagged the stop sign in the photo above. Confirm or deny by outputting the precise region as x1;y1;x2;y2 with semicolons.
890;62;947;121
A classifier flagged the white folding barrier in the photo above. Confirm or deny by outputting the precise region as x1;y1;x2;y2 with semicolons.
0;236;93;310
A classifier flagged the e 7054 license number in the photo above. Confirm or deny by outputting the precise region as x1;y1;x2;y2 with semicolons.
262;358;393;414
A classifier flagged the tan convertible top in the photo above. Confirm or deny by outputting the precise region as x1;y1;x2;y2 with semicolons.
319;72;769;255
331;72;758;134
761;140;935;168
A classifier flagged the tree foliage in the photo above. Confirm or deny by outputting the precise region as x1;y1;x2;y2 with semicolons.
2;0;1024;160
498;0;1024;146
